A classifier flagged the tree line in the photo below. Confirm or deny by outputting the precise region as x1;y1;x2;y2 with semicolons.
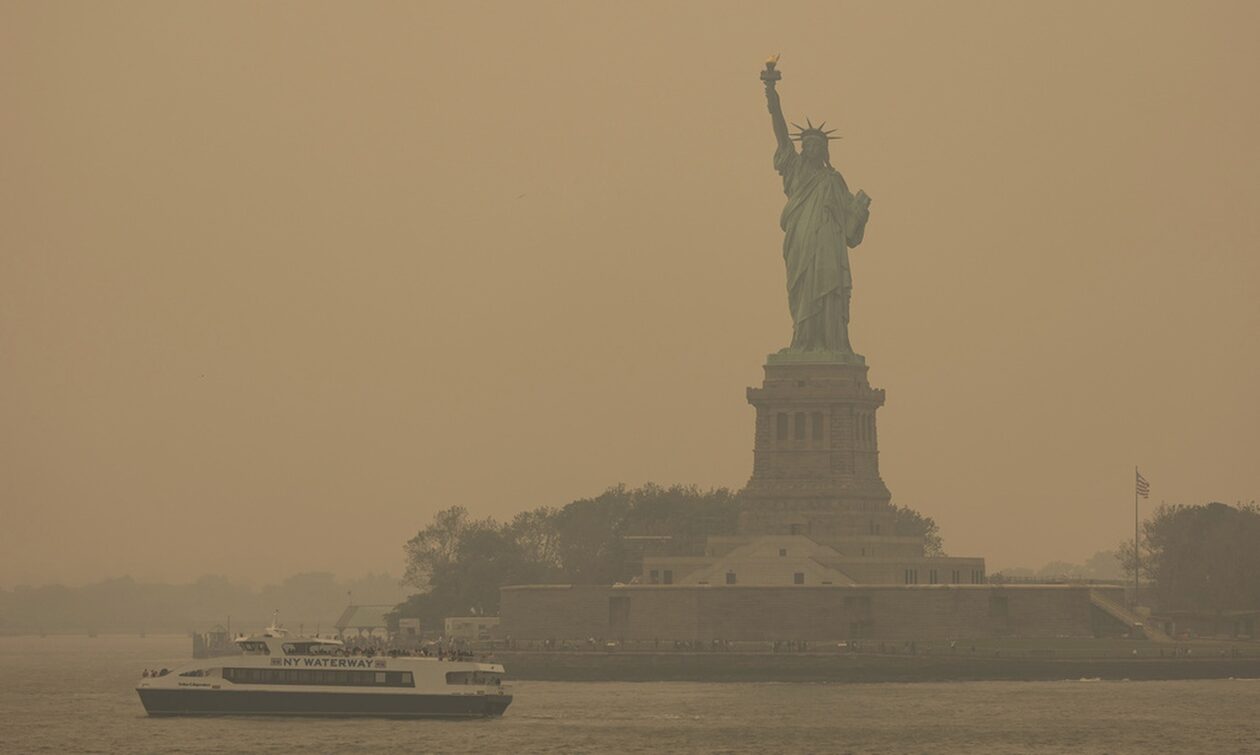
395;483;943;628
1121;500;1260;612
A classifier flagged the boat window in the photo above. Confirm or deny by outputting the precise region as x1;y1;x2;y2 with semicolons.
238;641;271;655
223;667;414;687
446;671;502;686
178;669;209;677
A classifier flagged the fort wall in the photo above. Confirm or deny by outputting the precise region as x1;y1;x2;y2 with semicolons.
500;584;1119;642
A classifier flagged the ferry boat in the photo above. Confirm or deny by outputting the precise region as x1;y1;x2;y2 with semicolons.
136;625;511;718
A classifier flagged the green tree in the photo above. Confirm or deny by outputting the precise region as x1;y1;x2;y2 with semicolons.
429;523;527;615
397;486;945;626
1115;536;1153;585
395;485;742;625
1133;502;1260;611
401;506;474;590
890;505;944;557
508;507;563;573
551;483;740;582
396;515;534;628
551;487;633;583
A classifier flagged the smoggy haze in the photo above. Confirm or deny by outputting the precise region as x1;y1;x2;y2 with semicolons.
2;1;1257;588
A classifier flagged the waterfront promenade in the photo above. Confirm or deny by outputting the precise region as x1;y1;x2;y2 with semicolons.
488;638;1260;682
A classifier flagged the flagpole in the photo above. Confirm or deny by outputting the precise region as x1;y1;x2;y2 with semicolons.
1134;465;1140;609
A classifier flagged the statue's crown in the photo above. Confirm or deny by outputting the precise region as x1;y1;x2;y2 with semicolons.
790;118;840;142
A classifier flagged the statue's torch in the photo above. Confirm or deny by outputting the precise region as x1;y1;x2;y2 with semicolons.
761;54;781;87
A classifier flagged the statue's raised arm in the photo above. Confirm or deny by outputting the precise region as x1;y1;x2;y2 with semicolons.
761;55;793;154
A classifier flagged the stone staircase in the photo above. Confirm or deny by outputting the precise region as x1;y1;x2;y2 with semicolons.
1090;589;1172;642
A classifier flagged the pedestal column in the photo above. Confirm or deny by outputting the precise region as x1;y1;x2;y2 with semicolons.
739;352;896;539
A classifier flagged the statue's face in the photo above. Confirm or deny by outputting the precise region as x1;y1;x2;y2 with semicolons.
801;136;828;164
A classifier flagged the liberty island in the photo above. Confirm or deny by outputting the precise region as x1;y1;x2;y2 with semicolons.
491;59;1151;660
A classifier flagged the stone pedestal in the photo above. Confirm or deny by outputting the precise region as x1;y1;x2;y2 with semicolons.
739;353;899;543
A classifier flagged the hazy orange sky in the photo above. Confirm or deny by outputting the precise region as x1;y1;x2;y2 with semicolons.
2;1;1257;588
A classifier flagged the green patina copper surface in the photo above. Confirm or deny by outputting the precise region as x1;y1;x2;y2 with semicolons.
763;59;872;363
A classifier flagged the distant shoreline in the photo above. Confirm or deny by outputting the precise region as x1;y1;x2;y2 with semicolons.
492;650;1260;683
0;632;190;639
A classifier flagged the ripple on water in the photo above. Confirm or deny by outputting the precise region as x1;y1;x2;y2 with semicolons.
3;636;1259;754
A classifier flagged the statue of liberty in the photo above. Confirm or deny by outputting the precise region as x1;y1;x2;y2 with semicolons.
762;57;872;357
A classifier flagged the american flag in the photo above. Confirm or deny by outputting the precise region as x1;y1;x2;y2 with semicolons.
1136;469;1150;499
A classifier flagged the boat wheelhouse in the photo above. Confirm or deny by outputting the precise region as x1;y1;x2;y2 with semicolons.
136;626;511;718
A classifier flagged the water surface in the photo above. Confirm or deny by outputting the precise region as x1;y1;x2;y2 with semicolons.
3;635;1257;753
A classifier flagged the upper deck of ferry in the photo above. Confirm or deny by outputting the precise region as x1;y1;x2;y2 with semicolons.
236;632;344;657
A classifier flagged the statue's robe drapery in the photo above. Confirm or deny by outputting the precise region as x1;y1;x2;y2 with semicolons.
775;142;869;353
